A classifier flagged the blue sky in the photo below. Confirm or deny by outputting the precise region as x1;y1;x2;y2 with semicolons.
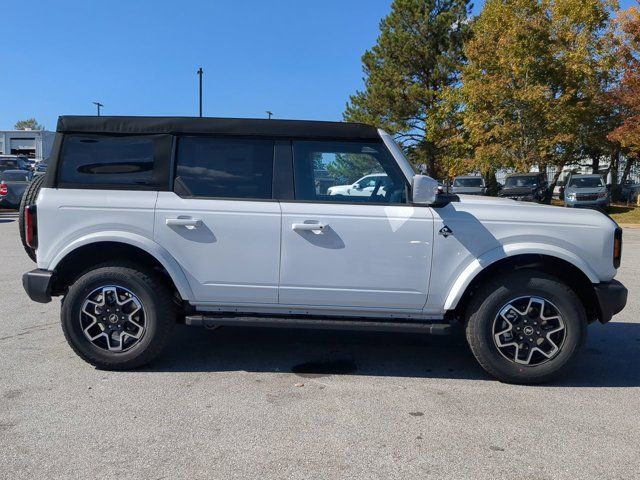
0;0;635;130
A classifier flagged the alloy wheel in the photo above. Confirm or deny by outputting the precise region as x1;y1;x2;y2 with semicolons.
492;296;566;366
79;285;146;352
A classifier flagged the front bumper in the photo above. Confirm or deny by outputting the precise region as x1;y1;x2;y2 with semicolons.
565;199;609;209
594;280;627;323
500;195;535;202
22;269;54;303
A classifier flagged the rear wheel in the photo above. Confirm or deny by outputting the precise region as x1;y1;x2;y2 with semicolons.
18;174;45;262
465;271;587;384
61;264;175;370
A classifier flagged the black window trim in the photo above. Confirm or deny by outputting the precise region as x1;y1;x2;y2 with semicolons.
48;132;413;205
273;140;295;201
54;133;173;191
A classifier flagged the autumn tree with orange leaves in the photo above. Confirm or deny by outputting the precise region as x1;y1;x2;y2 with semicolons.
462;0;618;188
608;6;640;187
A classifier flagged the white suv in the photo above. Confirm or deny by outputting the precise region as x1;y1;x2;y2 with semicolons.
21;116;627;384
327;173;389;197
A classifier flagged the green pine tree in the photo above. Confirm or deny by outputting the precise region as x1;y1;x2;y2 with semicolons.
344;0;472;179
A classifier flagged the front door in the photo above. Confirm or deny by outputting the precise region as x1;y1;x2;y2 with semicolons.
154;136;281;305
279;140;434;311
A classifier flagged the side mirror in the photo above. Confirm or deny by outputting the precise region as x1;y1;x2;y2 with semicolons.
412;175;439;205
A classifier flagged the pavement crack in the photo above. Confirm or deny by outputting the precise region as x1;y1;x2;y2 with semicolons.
0;322;58;342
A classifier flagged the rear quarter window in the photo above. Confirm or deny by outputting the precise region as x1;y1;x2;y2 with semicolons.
58;134;171;189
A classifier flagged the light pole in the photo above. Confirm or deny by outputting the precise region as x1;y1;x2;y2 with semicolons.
197;67;203;117
266;111;273;120
93;102;104;116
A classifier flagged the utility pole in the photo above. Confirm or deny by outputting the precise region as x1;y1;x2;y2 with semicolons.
197;67;203;117
266;111;273;120
93;102;104;116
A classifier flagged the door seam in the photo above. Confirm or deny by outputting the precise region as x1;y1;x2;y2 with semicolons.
277;201;283;303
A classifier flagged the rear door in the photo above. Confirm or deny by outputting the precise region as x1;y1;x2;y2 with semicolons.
278;140;434;311
154;136;282;305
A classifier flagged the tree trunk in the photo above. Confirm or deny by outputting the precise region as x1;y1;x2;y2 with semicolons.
548;162;565;200
550;164;564;190
538;162;548;178
620;156;635;186
483;169;499;196
423;141;439;179
610;148;620;201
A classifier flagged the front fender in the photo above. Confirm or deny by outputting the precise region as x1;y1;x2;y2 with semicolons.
442;243;600;311
47;231;194;301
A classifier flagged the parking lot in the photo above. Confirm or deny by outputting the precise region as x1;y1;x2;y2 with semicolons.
0;209;638;480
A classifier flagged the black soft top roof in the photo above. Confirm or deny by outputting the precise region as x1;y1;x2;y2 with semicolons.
56;115;380;140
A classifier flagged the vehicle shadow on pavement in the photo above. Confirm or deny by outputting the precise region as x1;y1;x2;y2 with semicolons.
145;325;488;380
553;321;640;388
142;321;640;387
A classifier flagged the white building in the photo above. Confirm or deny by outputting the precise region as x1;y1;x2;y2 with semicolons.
0;129;56;160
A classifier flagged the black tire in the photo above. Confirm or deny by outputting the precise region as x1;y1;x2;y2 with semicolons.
18;174;46;262
61;264;175;370
465;270;587;384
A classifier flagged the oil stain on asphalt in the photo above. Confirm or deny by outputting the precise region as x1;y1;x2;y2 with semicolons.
291;359;358;378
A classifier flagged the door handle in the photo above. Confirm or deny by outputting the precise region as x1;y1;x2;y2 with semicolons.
292;222;326;232
166;218;202;227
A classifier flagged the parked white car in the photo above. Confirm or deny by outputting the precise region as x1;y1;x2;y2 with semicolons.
327;173;389;197
21;116;627;384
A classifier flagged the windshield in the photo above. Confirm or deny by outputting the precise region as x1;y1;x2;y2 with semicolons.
505;176;538;187
569;177;604;188
1;171;29;181
454;177;483;187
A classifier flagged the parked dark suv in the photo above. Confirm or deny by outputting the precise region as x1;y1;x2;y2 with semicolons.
499;172;551;203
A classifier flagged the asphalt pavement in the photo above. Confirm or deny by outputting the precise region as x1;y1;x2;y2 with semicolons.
1;209;638;480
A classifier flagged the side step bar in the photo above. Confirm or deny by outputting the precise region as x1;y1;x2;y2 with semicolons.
185;315;451;335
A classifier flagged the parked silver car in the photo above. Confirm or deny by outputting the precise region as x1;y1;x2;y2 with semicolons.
563;174;609;210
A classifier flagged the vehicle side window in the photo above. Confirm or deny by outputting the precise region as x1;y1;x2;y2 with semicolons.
175;137;274;199
58;134;171;189
292;141;407;204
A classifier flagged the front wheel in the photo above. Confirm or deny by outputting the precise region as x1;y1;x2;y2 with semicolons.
61;264;175;370
465;271;587;384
